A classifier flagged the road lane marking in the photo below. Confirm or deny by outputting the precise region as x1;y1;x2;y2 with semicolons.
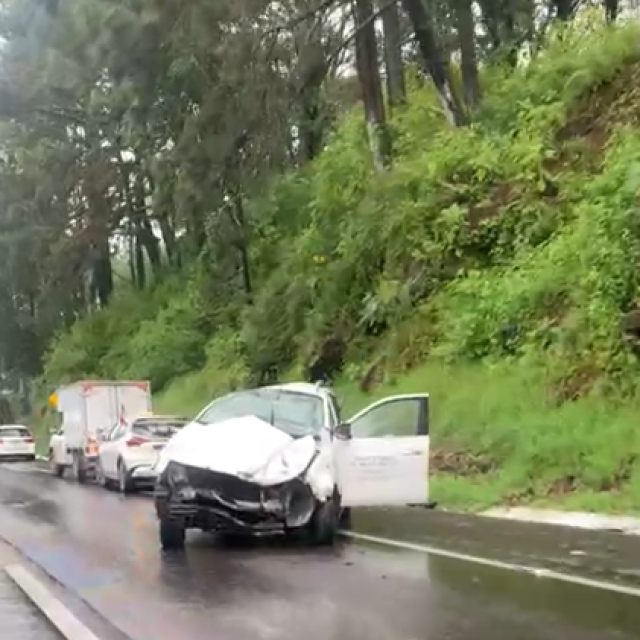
5;563;101;640
341;530;640;598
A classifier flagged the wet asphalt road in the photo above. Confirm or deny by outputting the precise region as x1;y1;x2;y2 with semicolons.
1;463;640;640
0;569;61;640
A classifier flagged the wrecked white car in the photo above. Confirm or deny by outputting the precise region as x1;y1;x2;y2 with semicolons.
153;382;431;550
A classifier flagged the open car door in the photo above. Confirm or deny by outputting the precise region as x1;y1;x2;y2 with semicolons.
334;394;429;508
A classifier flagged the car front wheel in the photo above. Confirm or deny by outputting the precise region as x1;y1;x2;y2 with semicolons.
308;493;340;546
117;460;135;495
159;518;186;551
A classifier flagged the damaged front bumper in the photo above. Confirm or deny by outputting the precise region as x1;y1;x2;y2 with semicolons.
155;462;317;534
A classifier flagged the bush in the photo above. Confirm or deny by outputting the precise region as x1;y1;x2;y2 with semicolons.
40;21;640;511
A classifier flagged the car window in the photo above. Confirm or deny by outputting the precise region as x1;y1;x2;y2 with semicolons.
0;427;30;438
196;390;274;426
132;419;186;439
196;388;324;437
350;398;421;438
272;392;324;437
105;423;120;440
109;424;127;441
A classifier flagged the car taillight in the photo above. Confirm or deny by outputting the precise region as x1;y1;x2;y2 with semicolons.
126;436;147;447
24;437;34;443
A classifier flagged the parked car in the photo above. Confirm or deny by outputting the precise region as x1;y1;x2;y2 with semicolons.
153;382;431;550
96;414;187;493
0;425;36;461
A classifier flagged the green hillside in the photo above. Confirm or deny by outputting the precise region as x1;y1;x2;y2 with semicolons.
32;16;640;512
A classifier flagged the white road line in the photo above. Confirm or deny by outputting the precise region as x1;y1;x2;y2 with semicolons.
5;564;101;640
34;467;53;475
342;530;640;598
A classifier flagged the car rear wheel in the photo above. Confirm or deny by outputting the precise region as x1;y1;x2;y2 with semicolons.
49;452;64;478
117;460;134;495
96;460;108;489
72;453;86;484
159;518;186;551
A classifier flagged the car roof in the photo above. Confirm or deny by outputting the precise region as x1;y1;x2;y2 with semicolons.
201;381;331;410
0;424;29;430
132;414;186;421
259;382;331;398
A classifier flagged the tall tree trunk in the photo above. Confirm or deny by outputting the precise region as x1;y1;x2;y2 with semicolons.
353;0;391;171
379;0;406;113
455;0;481;109
294;26;329;163
233;197;252;299
552;0;575;20
134;171;161;277
477;0;501;53
603;0;618;21
134;235;146;289
145;169;179;268
401;0;467;126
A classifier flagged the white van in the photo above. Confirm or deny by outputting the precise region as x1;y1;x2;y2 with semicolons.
49;380;152;482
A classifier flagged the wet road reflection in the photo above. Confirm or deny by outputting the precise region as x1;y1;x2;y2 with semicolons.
351;506;640;586
0;462;639;640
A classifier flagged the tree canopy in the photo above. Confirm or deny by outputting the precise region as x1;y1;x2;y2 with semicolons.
0;0;634;399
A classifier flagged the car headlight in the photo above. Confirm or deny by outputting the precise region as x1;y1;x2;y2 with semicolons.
165;461;190;489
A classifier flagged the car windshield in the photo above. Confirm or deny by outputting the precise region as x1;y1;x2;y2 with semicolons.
197;389;325;437
0;427;30;438
132;419;186;439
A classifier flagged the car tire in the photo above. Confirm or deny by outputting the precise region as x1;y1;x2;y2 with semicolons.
49;451;64;478
117;460;134;495
159;518;186;551
96;460;108;489
72;453;86;484
308;492;339;546
339;506;352;529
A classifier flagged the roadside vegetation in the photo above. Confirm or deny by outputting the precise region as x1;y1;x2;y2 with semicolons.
1;0;640;511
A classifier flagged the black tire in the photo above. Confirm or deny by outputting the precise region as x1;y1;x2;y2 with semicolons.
159;518;186;551
95;459;109;489
117;460;134;495
25;454;36;462
50;451;64;478
72;453;86;484
339;506;352;530
308;493;339;546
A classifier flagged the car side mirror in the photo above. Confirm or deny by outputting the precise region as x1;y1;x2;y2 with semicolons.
334;422;352;440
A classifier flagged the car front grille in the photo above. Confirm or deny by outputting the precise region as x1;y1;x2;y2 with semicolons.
183;464;265;502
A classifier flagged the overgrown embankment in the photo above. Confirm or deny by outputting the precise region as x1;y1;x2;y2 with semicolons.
40;19;640;511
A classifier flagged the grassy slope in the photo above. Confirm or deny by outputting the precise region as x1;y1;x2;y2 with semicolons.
155;358;640;514
38;18;640;513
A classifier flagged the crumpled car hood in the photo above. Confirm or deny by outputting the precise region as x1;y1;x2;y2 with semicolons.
155;414;317;485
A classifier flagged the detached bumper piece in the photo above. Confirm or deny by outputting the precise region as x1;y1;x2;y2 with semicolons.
157;463;316;535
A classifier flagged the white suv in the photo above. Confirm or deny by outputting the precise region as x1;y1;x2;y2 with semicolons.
96;415;187;493
154;382;431;549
